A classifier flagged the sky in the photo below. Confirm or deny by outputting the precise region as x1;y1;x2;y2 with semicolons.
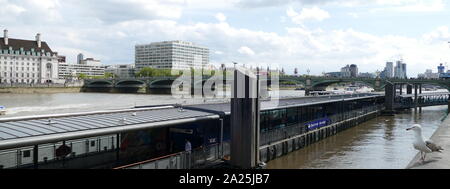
1;0;450;76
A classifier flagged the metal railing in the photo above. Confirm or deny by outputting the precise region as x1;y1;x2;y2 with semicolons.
0;83;82;88
260;105;382;146
115;142;230;169
396;95;450;108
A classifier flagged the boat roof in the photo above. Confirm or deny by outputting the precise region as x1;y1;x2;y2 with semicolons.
0;106;219;150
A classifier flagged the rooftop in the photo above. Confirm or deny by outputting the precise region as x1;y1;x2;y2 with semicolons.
0;38;54;54
0;106;219;150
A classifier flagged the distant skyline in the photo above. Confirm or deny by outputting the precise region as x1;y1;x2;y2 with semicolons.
1;0;450;76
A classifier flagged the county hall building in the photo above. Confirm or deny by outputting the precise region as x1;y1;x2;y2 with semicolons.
0;29;62;84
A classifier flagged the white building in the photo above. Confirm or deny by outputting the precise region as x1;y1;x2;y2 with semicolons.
58;63;105;80
81;58;101;66
0;29;62;84
135;40;209;71
105;64;135;78
418;69;439;79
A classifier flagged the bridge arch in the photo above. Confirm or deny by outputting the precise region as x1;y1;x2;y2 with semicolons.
86;80;113;88
115;80;146;88
148;79;177;88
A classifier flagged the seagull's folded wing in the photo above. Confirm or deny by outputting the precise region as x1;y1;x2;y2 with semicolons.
425;140;443;152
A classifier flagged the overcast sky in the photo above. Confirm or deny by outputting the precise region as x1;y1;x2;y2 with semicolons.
1;0;450;76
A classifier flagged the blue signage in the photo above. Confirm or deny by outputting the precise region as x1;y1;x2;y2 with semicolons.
306;118;330;131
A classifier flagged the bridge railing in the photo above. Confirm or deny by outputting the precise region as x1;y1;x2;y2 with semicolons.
395;94;450;108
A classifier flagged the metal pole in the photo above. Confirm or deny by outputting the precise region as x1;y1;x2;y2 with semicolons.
419;84;422;113
33;145;38;169
116;133;120;163
414;84;418;112
220;118;224;158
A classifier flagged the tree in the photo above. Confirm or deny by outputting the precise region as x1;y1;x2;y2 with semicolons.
104;72;116;78
77;73;88;80
136;67;176;77
136;67;155;77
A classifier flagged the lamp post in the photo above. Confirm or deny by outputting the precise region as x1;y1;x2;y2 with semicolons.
232;61;238;69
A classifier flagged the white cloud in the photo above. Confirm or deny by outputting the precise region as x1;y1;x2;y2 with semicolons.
238;0;447;13
347;12;359;18
1;0;449;76
215;13;227;22
287;7;330;25
238;46;256;56
371;0;445;12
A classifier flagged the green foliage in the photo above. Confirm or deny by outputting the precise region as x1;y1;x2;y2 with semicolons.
280;80;298;85
77;73;88;79
104;72;117;78
136;67;175;77
135;67;218;77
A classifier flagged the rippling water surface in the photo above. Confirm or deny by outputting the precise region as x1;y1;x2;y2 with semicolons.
267;106;447;169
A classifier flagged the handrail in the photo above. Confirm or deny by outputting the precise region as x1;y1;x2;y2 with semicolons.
113;151;183;169
113;143;221;169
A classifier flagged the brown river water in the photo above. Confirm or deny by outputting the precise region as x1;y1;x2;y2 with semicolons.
267;106;448;169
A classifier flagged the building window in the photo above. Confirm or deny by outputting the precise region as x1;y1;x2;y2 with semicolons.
90;141;96;147
23;150;31;158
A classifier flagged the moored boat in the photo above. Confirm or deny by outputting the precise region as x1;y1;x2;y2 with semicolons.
0;106;6;115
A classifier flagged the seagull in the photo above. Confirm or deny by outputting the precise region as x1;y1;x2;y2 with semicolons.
406;124;443;162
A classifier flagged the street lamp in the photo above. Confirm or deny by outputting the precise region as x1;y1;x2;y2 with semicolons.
232;61;238;68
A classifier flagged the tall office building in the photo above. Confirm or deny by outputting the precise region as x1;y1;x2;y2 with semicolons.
0;29;62;84
394;60;407;79
438;63;445;74
77;53;84;65
135;40;209;71
402;63;407;78
341;64;358;77
385;62;393;78
349;64;358;77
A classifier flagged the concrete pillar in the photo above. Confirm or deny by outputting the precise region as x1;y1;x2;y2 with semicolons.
305;78;312;96
375;78;381;91
407;84;412;94
419;84;422;113
223;69;227;98
448;95;450;113
384;82;395;115
230;67;260;168
399;84;403;95
414;84;418;112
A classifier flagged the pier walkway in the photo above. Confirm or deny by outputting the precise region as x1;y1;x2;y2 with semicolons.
406;114;450;169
